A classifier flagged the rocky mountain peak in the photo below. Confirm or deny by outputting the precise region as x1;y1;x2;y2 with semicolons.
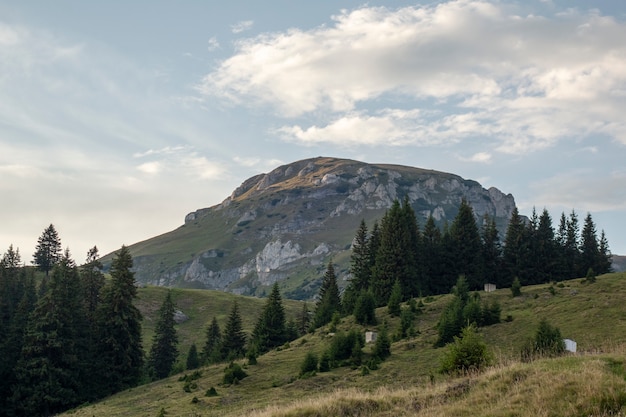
129;157;518;299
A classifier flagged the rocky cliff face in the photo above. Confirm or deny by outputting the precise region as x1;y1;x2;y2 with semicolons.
124;157;518;299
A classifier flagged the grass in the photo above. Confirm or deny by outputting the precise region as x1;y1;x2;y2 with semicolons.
62;271;626;417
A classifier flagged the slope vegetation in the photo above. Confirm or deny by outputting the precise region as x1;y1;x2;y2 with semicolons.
64;271;626;417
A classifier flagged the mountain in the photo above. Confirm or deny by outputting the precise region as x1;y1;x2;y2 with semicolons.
117;157;518;299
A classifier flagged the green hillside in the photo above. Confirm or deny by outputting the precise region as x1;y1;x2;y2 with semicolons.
63;271;626;417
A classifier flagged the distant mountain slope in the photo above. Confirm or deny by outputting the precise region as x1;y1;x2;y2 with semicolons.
116;157;518;299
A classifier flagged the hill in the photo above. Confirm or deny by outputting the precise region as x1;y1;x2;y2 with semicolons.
108;157;518;299
63;271;626;417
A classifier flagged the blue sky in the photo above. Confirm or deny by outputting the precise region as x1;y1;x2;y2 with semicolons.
1;0;625;262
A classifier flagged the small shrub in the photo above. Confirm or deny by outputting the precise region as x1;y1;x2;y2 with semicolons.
520;319;565;362
360;365;370;376
505;314;513;322
586;267;597;283
318;351;331;372
157;407;167;417
300;351;318;377
205;387;218;397
511;277;522;297
223;362;248;385
439;325;492;374
372;324;391;361
191;397;199;404
548;285;556;296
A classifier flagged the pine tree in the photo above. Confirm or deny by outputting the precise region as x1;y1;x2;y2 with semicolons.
12;250;89;416
251;282;287;353
353;289;377;325
148;291;179;380
95;245;143;397
387;279;402;317
221;301;246;360
536;208;556;283
422;215;443;294
580;213;600;278
202;316;222;364
565;210;581;277
449;200;481;290
371;201;405;305
598;230;612;274
32;224;62;277
350;219;371;292
186;343;200;370
480;215;502;288
503;207;526;286
312;260;342;329
297;303;310;336
80;246;105;319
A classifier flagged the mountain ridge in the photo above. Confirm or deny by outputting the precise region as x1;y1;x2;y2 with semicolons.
116;157;519;299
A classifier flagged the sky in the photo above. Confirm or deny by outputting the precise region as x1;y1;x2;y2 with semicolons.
1;0;625;263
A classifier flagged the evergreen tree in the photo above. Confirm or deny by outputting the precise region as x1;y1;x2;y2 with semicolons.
503;207;526;286
372;323;391;361
221;301;246;360
297;303;310;336
535;208;556;283
312;260;342;329
148;291;179;380
598;230;612;274
449;200;481;290
32;224;62;277
12;250;89;416
400;196;422;297
186;343;200;370
564;210;581;277
353;289;377;325
80;246;105;319
580;213;600;277
251;282;287;353
202;316;222;364
422;215;443;294
480;215;502;288
350;219;371;292
95;245;144;397
387;279;402;317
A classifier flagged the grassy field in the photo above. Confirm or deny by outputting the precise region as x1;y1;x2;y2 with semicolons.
63;271;626;417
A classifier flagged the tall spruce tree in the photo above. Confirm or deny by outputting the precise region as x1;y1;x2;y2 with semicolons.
12;250;89;416
344;219;371;314
565;210;581;277
251;282;287;353
32;224;62;277
312;260;342;329
598;230;612;274
80;246;105;319
536;208;556;283
449;200;481;290
148;291;179;380
202;316;222;364
221;301;246;360
422;214;443;294
503;207;525;286
480;215;502;287
580;213;600;278
95;245;143;397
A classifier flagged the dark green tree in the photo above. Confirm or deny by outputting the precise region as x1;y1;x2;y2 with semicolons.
299;351;318;377
480;215;502;287
312;260;342;329
597;230;612;274
186;343;200;370
372;323;391;361
511;277;522;297
251;282;287;353
521;319;565;361
297;303;310;336
449;200;481;290
95;245;144;396
12;250;89;416
221;301;246;360
422;215;443;294
32;224;62;277
387;279;402;317
202;316;222;364
148;291;179;380
80;246;105;319
353;289;377;325
344;219;371;314
439;325;491;374
580;213;608;277
565;210;581;277
503;207;526;286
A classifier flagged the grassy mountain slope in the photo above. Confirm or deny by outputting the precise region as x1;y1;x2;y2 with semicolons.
63;271;626;417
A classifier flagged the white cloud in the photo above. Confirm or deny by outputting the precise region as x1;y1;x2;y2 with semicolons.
231;20;253;34
233;156;261;167
137;161;162;175
198;1;626;153
207;36;220;51
459;152;492;163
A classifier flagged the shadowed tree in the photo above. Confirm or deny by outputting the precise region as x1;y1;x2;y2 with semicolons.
251;282;287;353
221;301;246;360
312;260;342;329
32;224;62;278
148;291;179;380
202;316;222;364
94;245;143;397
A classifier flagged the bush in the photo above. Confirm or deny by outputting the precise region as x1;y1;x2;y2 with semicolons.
354;290;377;325
586;267;597;283
511;277;522;297
222;362;248;385
327;329;364;367
318;351;331;372
299;351;318;377
521;319;565;362
372;324;391;361
439;325;492;374
205;387;218;397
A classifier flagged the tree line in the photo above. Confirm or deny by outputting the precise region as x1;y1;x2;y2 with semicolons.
0;225;143;416
342;198;611;315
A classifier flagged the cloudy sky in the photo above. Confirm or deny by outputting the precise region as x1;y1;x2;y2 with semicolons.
1;0;625;262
